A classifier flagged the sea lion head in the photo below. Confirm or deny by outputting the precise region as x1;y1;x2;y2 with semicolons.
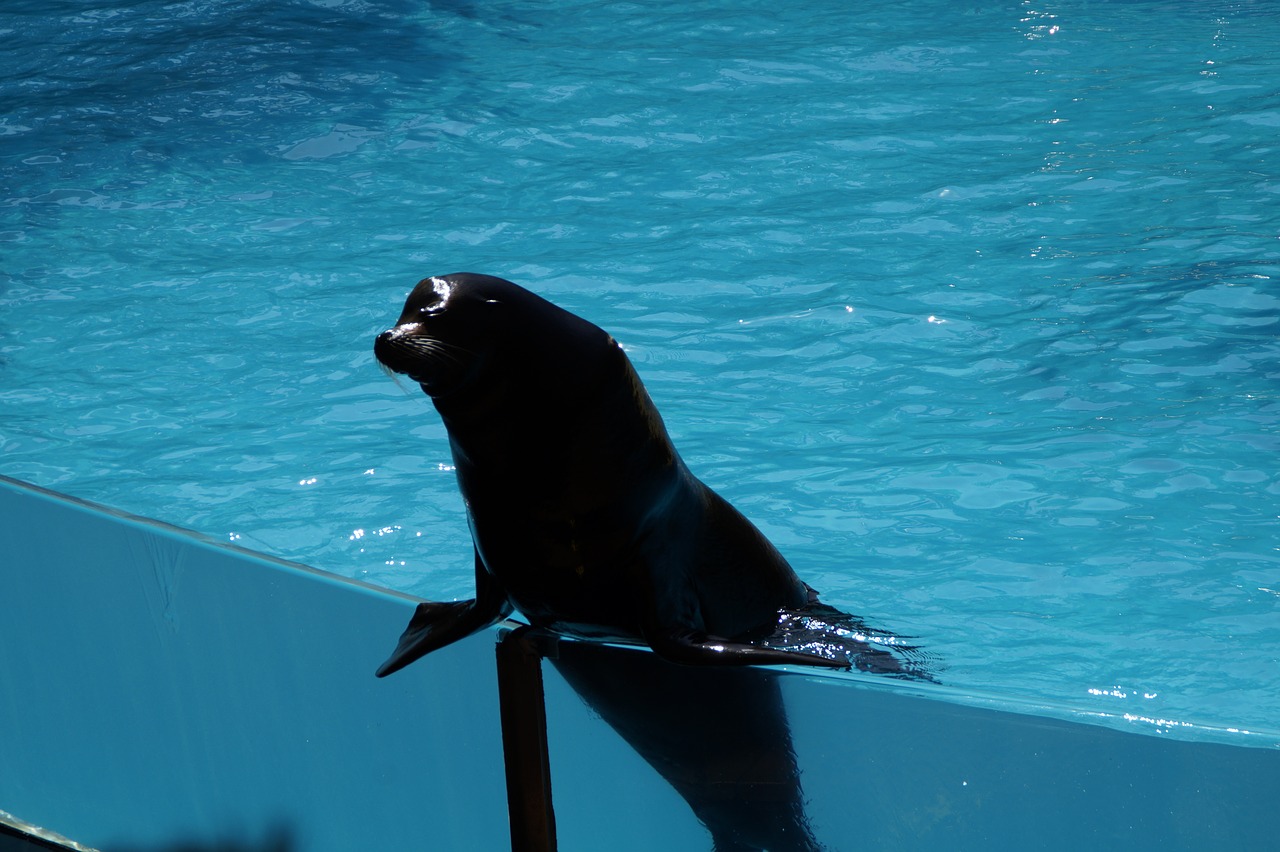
373;272;516;397
375;271;620;418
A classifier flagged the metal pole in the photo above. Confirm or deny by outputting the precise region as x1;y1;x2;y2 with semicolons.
495;627;557;852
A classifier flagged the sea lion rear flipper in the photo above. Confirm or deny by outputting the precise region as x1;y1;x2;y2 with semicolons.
644;626;851;671
375;551;512;678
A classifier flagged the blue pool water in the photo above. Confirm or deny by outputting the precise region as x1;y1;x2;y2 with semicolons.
2;0;1277;740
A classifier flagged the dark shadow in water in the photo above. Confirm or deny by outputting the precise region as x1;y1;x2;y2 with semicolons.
498;622;936;852
106;825;293;852
552;640;823;852
4;0;470;183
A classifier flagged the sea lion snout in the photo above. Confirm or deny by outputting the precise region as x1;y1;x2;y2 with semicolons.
374;314;482;395
373;323;432;377
372;326;406;371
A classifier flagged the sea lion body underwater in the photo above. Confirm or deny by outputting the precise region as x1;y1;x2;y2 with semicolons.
373;272;867;677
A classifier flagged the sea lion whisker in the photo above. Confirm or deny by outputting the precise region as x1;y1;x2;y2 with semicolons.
398;336;472;367
425;339;475;368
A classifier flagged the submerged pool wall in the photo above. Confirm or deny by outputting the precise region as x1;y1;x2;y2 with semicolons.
2;475;1277;851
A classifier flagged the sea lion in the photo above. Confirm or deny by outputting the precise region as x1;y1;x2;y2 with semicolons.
372;272;887;678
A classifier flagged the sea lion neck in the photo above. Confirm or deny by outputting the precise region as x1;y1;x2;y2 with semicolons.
431;331;635;465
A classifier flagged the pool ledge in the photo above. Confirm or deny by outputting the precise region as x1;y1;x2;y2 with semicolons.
2;475;1278;851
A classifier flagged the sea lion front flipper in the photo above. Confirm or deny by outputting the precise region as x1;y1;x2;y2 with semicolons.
375;551;513;678
643;625;852;671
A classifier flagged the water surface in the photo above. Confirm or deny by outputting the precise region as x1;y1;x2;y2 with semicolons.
2;0;1278;740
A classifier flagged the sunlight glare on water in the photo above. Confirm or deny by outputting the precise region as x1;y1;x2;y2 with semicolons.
1;0;1278;740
